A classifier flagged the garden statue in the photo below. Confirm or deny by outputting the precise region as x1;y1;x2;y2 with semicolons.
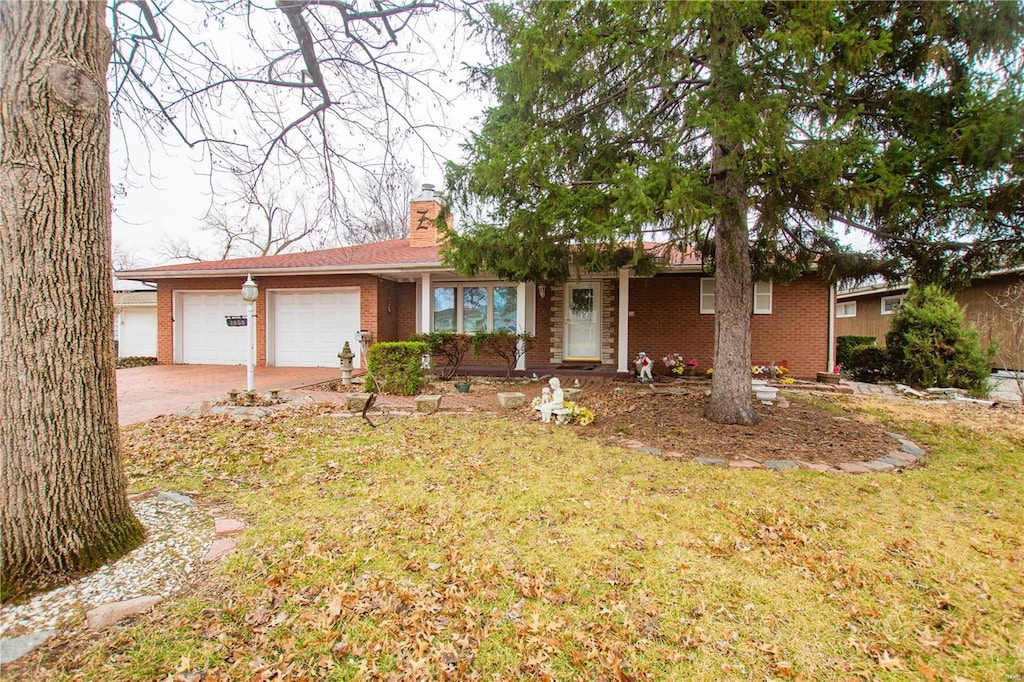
635;351;653;382
538;377;564;423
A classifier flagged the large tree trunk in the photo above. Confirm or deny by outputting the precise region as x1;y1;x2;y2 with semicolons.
1;1;144;600
703;141;757;426
702;12;757;426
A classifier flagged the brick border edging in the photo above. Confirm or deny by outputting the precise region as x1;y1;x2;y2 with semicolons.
626;430;926;474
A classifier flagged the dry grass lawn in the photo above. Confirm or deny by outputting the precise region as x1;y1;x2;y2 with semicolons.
7;395;1024;681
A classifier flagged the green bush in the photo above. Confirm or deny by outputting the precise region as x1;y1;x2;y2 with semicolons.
116;356;158;369
836;335;877;370
410;332;472;380
885;284;993;393
847;345;889;383
364;341;429;395
472;330;535;377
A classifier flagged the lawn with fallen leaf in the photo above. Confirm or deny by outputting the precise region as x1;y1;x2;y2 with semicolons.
10;396;1024;681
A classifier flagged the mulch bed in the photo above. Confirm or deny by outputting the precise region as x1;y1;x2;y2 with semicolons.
305;376;899;467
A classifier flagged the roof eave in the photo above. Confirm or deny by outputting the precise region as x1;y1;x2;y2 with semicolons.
116;261;449;281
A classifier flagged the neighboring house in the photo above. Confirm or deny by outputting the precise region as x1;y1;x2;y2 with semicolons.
117;186;838;378
835;268;1024;370
113;279;157;358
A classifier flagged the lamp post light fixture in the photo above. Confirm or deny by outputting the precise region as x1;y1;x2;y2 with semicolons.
241;274;259;393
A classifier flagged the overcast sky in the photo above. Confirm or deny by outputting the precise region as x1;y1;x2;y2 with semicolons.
108;1;486;268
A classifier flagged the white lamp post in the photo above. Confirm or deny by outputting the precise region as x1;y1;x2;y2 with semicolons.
241;274;259;393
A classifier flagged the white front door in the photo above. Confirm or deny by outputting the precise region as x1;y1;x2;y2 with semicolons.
564;283;601;360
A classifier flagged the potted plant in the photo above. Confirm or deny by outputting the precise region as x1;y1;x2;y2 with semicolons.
454;376;471;393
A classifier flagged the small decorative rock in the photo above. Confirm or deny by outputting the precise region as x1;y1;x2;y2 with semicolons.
899;441;926;458
837;462;871;474
156;491;194;506
729;460;764;469
863;460;896;471
798;462;838;472
763;460;798;471
0;630;55;664
345;393;373;411
693;457;727;466
415;395;442;413
879;454;910;468
638;446;662;456
202;537;238;563
884;450;918;464
86;595;163;630
496;392;525;409
214;518;245;536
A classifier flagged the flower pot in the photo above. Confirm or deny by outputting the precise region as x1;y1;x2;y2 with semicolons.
751;379;768;390
816;372;841;385
754;386;779;405
455;382;471;393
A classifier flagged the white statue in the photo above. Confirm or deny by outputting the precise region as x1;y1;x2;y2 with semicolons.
538;377;564;423
635;351;653;382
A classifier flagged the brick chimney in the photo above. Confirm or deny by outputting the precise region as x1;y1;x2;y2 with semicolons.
408;183;448;247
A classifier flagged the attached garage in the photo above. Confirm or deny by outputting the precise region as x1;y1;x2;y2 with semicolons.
270;289;361;367
176;292;249;365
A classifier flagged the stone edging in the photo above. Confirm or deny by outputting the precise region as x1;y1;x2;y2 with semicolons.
621;430;926;474
0;492;246;666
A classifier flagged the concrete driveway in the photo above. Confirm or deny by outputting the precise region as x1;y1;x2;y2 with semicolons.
116;365;341;425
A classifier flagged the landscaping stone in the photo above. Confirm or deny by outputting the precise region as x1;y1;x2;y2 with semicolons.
202;537;238;563
729;460;764;469
563;387;583;402
774;397;790;408
0;630;55;664
883;431;907;441
214;518;245;536
415;395;442;413
622;440;647;450
763;459;798;471
863;459;896;471
884;449;918;464
900;441;926;458
127;489;157;502
345;393;373;411
879;454;910;468
797;462;838;472
693;457;727;466
86;595;163;630
638;446;662;456
496;392;525;409
837;462;871;474
156;491;194;506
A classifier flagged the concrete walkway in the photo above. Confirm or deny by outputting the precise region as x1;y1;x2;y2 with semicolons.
116;365;341;425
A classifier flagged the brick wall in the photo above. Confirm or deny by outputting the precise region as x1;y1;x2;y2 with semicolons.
156;274;387;365
627;273;830;378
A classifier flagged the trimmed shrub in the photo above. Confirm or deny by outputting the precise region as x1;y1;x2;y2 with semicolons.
116;356;158;369
472;330;535;377
836;335;876;370
847;345;889;383
885;284;992;393
411;332;472;380
364;341;429;395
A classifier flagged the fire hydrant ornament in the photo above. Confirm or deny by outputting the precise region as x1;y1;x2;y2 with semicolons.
338;342;355;385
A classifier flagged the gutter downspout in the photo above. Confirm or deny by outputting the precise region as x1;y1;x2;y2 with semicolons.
827;283;836;372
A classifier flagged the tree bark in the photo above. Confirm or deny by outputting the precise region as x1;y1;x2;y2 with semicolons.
702;13;757;426
1;1;144;600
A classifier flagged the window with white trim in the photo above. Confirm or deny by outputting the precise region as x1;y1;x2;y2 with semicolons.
836;301;857;318
432;284;518;332
699;278;773;314
699;278;716;314
881;294;904;315
753;281;772;314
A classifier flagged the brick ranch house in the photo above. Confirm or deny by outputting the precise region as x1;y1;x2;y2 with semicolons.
118;186;839;379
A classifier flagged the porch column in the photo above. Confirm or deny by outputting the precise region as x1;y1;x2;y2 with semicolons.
418;273;432;333
617;268;630;373
516;282;529;371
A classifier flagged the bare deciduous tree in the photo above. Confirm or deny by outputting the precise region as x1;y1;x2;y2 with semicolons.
341;164;419;244
3;0;455;598
988;283;1024;402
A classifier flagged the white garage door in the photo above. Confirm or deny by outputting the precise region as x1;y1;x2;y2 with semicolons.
117;307;157;357
271;289;361;367
179;293;248;365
